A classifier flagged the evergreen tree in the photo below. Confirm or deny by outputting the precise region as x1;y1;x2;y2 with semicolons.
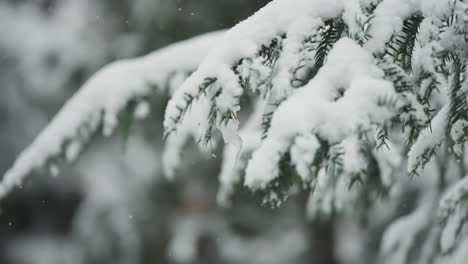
5;0;468;263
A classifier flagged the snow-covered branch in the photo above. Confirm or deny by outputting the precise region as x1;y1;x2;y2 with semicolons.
6;0;468;261
0;31;224;198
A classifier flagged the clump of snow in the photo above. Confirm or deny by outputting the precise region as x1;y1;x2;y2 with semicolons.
341;136;367;177
133;101;151;120
290;134;321;182
364;0;417;54
450;119;468;157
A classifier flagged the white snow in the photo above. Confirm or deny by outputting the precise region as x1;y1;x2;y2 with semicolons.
290;134;321;182
133;101;151;120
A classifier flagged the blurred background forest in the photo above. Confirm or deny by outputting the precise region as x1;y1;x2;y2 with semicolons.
0;1;370;263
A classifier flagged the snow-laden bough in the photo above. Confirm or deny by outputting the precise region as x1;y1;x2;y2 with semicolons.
0;31;225;198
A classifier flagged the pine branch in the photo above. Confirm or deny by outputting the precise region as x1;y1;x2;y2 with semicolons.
387;15;423;72
163;77;217;139
236;36;283;96
376;125;390;150
305;18;347;82
291;31;323;88
256;153;301;208
447;56;468;155
258;137;329;208
258;36;283;67
448;56;467;126
261;110;275;139
261;19;346;139
261;31;323;139
377;58;429;145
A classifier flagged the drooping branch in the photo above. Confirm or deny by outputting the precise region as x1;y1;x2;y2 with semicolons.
0;31;225;198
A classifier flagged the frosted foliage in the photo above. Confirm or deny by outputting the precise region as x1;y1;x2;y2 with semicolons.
164;0;457;144
164;0;348;140
158;0;468;261
8;0;468;263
